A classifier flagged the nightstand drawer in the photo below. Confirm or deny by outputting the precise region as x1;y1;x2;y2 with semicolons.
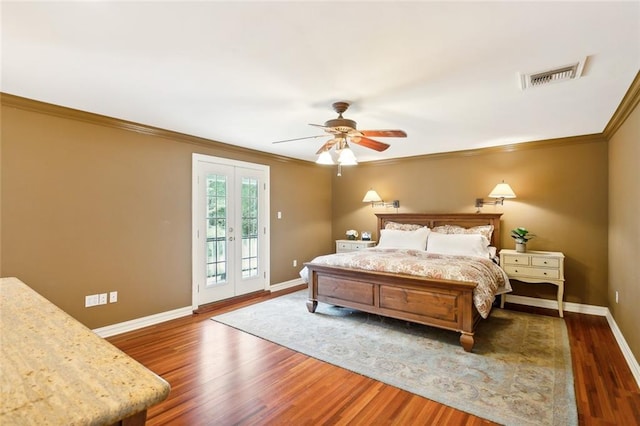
338;242;371;251
531;256;560;268
337;242;353;251
504;265;560;280
502;254;531;266
352;243;372;250
336;240;377;253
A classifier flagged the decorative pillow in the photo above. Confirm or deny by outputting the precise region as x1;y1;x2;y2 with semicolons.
432;224;494;243
384;221;426;231
488;246;498;261
426;232;491;258
377;227;430;250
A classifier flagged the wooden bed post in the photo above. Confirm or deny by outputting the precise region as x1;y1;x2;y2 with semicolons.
306;271;318;313
459;333;474;352
306;299;318;313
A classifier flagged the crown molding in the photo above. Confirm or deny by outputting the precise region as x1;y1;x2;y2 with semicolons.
2;88;625;168
0;92;310;166
602;70;640;140
360;133;606;167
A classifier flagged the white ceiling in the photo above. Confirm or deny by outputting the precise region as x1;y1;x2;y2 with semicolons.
2;1;639;163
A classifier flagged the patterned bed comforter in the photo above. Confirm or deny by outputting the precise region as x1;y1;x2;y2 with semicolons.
300;248;511;319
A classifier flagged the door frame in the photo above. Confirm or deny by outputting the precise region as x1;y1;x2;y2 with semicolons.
191;153;270;310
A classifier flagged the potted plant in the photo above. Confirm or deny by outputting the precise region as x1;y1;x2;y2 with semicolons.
510;227;535;253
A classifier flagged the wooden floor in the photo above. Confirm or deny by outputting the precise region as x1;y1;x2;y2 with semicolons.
108;288;640;425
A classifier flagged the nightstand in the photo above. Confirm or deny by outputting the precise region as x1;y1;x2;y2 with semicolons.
499;249;565;317
336;240;377;253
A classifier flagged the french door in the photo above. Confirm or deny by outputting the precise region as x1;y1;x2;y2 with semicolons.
192;154;269;307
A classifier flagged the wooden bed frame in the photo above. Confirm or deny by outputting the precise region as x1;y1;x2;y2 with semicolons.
305;213;503;352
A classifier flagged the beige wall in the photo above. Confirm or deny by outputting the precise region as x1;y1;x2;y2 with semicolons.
608;100;639;362
332;138;609;307
1;97;332;328
2;91;637;366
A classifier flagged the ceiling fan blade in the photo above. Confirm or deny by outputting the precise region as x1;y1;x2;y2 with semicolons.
350;136;390;152
360;130;407;138
309;123;340;134
272;134;327;144
315;138;340;154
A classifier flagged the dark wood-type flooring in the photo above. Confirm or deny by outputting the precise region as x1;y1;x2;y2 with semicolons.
108;287;640;425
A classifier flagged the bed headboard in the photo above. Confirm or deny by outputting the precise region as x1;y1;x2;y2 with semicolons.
376;213;503;250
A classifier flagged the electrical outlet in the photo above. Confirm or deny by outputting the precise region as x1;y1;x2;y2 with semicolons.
109;291;118;303
293;259;297;267
85;294;99;307
98;293;108;305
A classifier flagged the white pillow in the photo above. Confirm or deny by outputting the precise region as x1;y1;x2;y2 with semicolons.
426;232;491;258
377;227;430;250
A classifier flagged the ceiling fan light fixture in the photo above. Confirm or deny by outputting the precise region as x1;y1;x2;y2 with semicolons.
316;150;335;165
272;101;406;164
337;145;358;165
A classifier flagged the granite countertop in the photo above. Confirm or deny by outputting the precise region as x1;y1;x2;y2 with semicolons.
0;277;170;425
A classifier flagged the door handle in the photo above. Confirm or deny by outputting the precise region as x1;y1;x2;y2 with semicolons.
229;237;234;241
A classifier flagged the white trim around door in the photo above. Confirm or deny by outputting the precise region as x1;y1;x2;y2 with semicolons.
191;154;270;310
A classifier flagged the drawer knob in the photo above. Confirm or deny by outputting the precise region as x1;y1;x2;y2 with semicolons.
514;259;519;262
514;269;518;273
543;272;547;275
544;261;548;264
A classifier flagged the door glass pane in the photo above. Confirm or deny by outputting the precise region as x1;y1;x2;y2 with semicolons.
241;177;259;278
206;174;227;285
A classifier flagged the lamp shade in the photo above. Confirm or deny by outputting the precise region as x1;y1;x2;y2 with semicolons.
337;146;357;165
315;151;335;165
362;189;383;203
489;181;517;199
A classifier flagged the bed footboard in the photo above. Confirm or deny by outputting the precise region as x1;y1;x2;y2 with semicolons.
305;263;481;352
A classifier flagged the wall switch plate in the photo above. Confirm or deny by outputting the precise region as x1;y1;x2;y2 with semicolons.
98;293;108;305
85;294;99;307
615;291;619;304
293;260;297;267
109;291;118;303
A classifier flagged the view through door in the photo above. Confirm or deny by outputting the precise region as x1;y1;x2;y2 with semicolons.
192;154;269;307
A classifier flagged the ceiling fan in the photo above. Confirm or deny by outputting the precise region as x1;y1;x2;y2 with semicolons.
272;101;407;165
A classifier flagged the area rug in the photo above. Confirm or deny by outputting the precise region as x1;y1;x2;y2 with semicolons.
211;290;577;426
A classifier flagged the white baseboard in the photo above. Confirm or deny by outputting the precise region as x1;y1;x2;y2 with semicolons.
605;310;640;389
93;306;193;338
504;294;640;389
269;278;305;293
93;279;306;338
503;294;609;316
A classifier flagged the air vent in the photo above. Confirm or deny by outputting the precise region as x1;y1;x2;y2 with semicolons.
519;58;586;90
